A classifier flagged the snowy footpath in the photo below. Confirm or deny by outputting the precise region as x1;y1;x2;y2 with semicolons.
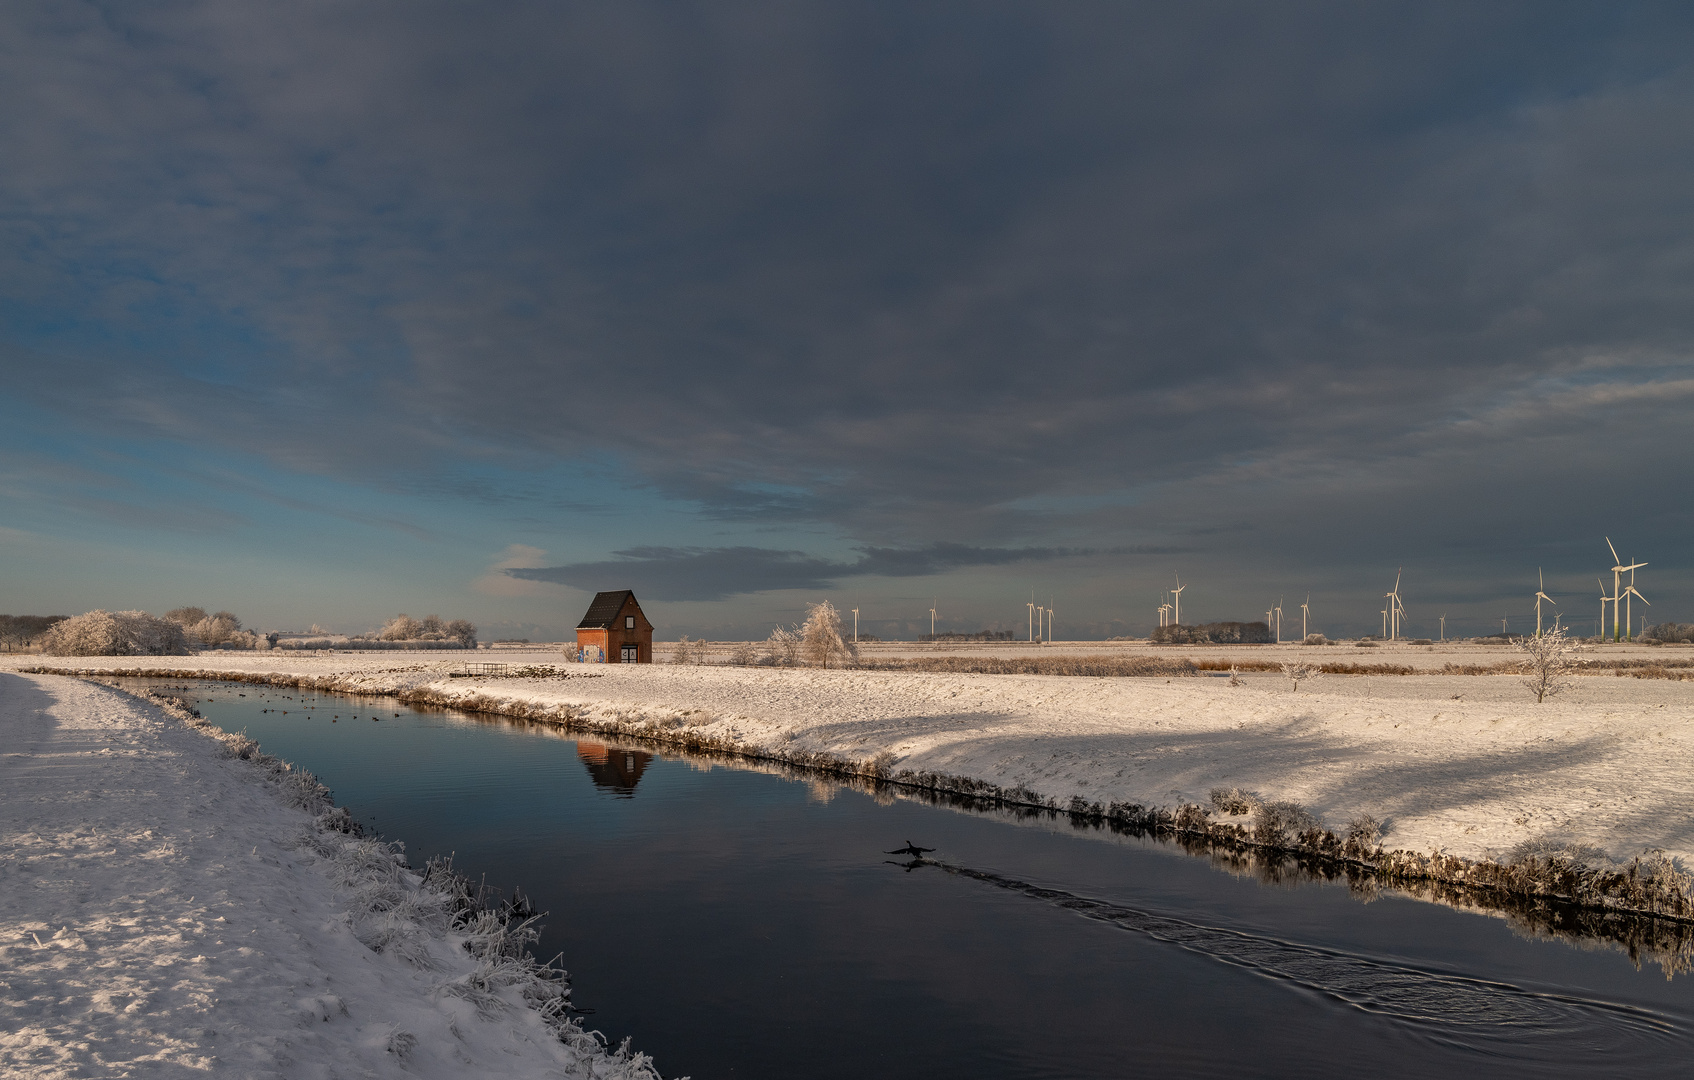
0;672;662;1079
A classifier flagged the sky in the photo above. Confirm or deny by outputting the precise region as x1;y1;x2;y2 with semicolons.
3;1;1693;642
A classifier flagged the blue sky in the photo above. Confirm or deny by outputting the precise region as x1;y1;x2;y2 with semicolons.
4;2;1693;641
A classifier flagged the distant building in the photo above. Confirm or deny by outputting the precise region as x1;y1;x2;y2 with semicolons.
575;590;653;663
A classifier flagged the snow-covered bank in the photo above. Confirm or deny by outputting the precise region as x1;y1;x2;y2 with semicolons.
0;672;664;1079
10;651;1694;920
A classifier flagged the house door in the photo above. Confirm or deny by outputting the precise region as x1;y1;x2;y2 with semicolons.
621;643;640;663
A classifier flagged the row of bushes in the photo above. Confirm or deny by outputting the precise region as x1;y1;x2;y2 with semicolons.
1151;621;1273;645
30;608;480;655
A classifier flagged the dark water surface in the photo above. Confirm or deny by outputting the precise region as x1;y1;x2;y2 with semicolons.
124;679;1694;1079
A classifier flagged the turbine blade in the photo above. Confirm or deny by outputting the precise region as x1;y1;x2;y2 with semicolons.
1608;537;1620;563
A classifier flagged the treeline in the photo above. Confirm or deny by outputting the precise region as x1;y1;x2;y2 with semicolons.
917;630;1014;642
1644;623;1694;644
164;607;267;649
0;614;68;651
1150;621;1273;645
370;613;476;646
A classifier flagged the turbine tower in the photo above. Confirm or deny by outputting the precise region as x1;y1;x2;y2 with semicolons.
929;598;937;639
1300;595;1310;640
1439;613;1446;642
1534;569;1557;637
1171;575;1186;627
1598;578;1613;641
851;607;859;644
1621;567;1650;642
1028;597;1036;642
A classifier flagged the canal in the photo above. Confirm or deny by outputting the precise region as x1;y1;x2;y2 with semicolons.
124;678;1694;1079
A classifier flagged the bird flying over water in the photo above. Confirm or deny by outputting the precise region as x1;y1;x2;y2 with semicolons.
885;841;934;857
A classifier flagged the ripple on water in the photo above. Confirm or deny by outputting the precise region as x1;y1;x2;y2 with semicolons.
934;861;1682;1066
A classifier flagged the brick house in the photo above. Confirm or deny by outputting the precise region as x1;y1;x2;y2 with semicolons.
575;590;653;663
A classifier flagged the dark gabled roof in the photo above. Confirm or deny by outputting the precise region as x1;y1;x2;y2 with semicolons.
577;590;640;629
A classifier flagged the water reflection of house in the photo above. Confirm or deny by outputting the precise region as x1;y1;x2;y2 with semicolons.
577;741;652;797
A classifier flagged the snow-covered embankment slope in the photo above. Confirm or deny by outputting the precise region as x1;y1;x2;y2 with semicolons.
0;672;661;1079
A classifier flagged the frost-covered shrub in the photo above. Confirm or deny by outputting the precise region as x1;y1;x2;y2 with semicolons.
1281;658;1324;691
801;601;857;668
39;610;189;656
1253;801;1318;847
1302;633;1330;645
1515;626;1581;703
763;626;800;666
728;642;756;666
1210;787;1259;815
671;636;708;664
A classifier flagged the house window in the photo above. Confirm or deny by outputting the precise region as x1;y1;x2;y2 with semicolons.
625;615;635;629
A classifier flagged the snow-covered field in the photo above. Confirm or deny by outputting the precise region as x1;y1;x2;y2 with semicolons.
0;671;662;1079
10;647;1693;869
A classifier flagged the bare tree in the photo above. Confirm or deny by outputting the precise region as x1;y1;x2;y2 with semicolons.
1515;625;1581;703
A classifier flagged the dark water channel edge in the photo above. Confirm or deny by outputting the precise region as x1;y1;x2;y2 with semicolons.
118;678;1694;1079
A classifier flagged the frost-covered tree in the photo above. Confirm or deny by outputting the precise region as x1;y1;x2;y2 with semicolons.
444;619;477;646
380;614;420;640
801;601;856;668
40;610;189;656
190;612;242;646
1515;625;1581;703
165;606;208;628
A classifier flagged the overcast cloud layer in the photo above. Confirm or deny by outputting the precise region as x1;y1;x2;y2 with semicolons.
3;2;1692;639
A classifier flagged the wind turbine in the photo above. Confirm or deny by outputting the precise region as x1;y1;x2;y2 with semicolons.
1606;538;1647;642
1171;575;1186;627
1439;613;1446;642
929;598;937;638
1384;569;1407;641
1300;595;1310;640
1028;596;1036;642
1046;600;1054;644
1621;568;1649;642
1036;606;1045;644
1272;598;1283;644
1158;600;1172;627
851;607;859;644
1534;569;1556;637
1597;578;1613;641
